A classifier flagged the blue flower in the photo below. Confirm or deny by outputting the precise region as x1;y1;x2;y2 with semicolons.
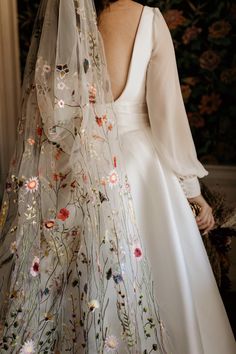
113;274;123;284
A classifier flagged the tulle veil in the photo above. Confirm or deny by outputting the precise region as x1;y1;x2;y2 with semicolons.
0;0;172;352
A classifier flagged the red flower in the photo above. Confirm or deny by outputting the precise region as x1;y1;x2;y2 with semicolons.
30;256;40;277
113;156;117;168
134;247;143;258
96;115;107;127
96;117;103;126
57;208;70;221
53;174;60;181
37;127;43;136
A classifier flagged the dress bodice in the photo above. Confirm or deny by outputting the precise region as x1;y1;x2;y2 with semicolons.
112;6;209;198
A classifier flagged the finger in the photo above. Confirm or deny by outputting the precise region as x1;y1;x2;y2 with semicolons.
196;208;208;223
203;215;215;234
196;207;212;222
201;216;215;235
198;215;213;230
197;211;212;226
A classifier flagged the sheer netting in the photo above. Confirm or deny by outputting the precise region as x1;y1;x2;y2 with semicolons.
0;1;172;353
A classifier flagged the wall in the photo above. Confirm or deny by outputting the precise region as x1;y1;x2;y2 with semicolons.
0;0;20;200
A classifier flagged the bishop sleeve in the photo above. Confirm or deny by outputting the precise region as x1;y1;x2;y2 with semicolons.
146;8;208;198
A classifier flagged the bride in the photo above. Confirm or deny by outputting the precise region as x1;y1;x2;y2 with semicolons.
0;0;235;353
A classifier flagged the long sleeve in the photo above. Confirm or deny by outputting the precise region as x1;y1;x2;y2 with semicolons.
146;8;208;198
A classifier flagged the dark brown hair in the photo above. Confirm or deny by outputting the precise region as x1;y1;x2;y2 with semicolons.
94;0;118;15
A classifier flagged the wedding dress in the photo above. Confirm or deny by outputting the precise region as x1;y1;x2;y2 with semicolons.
0;1;235;353
112;5;236;354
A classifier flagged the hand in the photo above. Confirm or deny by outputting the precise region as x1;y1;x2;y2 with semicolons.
187;194;215;235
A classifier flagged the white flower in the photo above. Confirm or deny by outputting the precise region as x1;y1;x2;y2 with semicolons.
27;138;35;145
25;177;39;193
88;299;100;312
30;256;40;277
57;81;66;90
10;241;17;254
43;64;51;73
104;335;119;352
58;99;65;108
20;339;35;354
107;169;119;188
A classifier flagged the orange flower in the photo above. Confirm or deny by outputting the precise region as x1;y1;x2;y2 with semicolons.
198;93;222;115
182;26;202;45
95;115;107;127
163;9;187;30
44;220;55;229
180;84;192;103
199;50;221;71
96;117;102;126
208;20;231;38
108;123;113;131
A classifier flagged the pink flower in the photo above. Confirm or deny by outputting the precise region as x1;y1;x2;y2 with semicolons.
133;246;143;260
89;85;97;103
108;169;119;188
30;256;40;277
57;208;70;221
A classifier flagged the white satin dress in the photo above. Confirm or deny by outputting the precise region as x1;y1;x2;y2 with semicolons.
113;6;236;354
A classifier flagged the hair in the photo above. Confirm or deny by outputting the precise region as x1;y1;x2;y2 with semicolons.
94;0;118;16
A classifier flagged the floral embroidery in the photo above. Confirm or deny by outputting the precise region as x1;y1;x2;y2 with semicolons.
58;99;65;108
88;84;97;103
104;335;119;352
30;257;40;277
43;64;51;73
10;241;17;254
57;208;70;221
57;81;66;90
133;245;143;260
108;169;119;188
25;177;39;193
88;299;100;312
44;220;55;229
19;340;35;354
56;64;69;79
27;138;35;145
0;2;168;353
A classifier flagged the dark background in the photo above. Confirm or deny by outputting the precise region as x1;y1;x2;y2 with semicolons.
18;0;236;166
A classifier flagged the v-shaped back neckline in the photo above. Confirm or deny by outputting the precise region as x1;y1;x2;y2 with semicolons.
113;5;147;104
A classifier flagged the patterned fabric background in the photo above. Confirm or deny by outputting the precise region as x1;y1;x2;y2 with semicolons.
18;0;236;165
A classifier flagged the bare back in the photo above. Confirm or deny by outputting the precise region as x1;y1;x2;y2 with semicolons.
98;0;144;101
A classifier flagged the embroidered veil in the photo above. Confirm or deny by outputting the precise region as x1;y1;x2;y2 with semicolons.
0;1;171;352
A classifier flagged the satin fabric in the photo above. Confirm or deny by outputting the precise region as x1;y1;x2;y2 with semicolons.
114;6;236;354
